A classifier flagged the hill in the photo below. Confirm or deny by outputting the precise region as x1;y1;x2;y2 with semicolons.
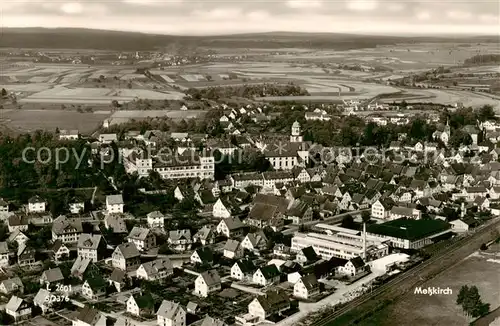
0;28;498;51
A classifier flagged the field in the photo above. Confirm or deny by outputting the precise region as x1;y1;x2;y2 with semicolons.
0;109;110;134
108;109;206;125
358;245;500;326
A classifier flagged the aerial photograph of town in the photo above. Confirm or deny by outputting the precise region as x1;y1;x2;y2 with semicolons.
0;0;499;325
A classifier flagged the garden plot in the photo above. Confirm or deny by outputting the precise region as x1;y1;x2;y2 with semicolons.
0;83;52;92
159;75;175;82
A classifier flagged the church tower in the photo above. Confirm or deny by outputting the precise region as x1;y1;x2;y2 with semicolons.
290;120;303;143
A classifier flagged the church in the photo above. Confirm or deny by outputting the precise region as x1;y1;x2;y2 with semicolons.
432;120;451;146
263;121;310;170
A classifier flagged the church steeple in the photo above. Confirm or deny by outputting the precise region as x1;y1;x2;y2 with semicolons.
444;118;451;135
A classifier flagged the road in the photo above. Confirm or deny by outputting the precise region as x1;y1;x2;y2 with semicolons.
310;216;500;326
282;209;369;235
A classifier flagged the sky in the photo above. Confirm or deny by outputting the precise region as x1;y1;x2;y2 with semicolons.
1;0;499;35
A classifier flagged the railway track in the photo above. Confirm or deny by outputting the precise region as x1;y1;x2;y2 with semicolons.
310;217;500;326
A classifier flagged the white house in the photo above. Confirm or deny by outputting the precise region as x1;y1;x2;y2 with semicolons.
371;199;393;220
59;129;79;141
241;232;268;252
338;257;366;277
106;194;124;214
217;217;245;238
112;242;141;271
252;264;281;286
293;274;320;299
231;259;256;281
136;258;174;281
0;242;10;268
28;195;46;213
213;199;231;218
194;270;221;297
147;211;165;228
223;239;244;259
248;290;290;321
127;227;156;251
77;234;103;262
157;300;186;326
5;296;31;321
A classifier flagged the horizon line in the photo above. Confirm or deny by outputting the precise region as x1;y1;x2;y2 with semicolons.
3;26;499;38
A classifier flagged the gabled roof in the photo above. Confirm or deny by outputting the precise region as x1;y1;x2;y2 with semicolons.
157;300;184;320
106;194;123;205
234;259;256;274
28;195;45;204
109;268;126;283
299;274;319;291
194;247;214;263
104;214;128;233
128;227;151;241
77;234;102;250
115;242;140;259
349;257;365;269
6;296;27;312
221;217;244;230
199;270;221;286
224;239;241;252
169;229;191;241
300;246;318;261
257;264;280;280
41;267;64;283
201;316;227;326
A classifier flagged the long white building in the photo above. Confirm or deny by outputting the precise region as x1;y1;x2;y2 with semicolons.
124;150;214;180
291;224;389;261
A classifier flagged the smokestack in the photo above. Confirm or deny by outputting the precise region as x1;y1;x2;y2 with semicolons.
362;222;367;260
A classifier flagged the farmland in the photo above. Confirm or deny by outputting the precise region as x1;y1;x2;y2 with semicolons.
0;37;499;133
357;246;500;326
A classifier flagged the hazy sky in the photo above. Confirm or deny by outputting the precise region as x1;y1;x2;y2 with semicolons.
1;0;499;35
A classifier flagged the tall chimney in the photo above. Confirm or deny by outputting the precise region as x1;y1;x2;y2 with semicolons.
362;222;367;260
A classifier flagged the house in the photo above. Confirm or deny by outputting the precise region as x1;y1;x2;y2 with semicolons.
128;227;156;251
71;256;91;280
104;213;128;233
246;194;290;230
0;242;9;268
127;293;156;316
191;247;214;265
17;244;36;267
286;201;313;225
200;316;227;326
273;244;292;259
106;194;124;214
193;225;216;245
51;215;83;243
77;234;104;262
294;274;320;299
0;197;9;213
168;229;192;251
98;133;118;143
28;195;46;213
450;218;479;233
108;268;127;292
0;277;24;295
112;242;141;271
174;186;187;201
390;206;421;220
241;231;269;252
157;300;186;326
186;302;199;315
371;199;394;220
73;306;109;326
253;264;281;286
248;290;290;321
51;240;70;262
8;230;29;246
296;246;319;265
69;201;85;214
147;211;164;228
338;257;366;277
216;217;245;238
213;198;232;218
136;258;174;281
7;215;29;233
223;239;244;259
231;259;256;281
33;288;52;314
5;296;31;321
59;129;80;140
195;270;221;297
81;275;107;301
40;267;64;287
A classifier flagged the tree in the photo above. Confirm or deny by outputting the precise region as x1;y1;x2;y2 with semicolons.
341;214;355;229
1;88;7;98
476;105;495;122
457;285;490;318
361;211;371;223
